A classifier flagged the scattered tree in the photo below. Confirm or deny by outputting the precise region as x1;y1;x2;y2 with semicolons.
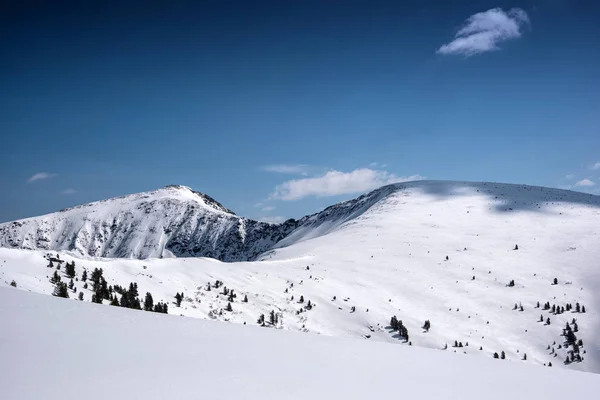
53;282;69;298
501;351;506;359
144;292;154;311
78;292;84;301
65;261;76;278
226;302;233;312
10;280;17;288
553;277;558;285
493;352;499;359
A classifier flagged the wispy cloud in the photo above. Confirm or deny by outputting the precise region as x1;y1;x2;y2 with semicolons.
574;178;595;187
590;162;600;170
270;168;424;201
27;172;57;183
437;8;529;57
258;216;287;224
261;164;310;175
261;206;276;212
565;174;575;180
61;188;77;195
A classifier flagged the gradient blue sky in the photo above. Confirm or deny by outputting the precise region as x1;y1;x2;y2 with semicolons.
1;0;599;223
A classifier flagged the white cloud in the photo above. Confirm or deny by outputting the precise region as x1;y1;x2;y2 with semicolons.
437;8;529;57
565;174;575;180
261;206;276;212
27;172;57;183
258;216;287;224
262;164;310;175
61;189;77;195
270;168;424;201
590;162;600;170
574;178;595;187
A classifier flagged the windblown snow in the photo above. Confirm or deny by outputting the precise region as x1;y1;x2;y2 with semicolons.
2;288;598;400
1;180;600;373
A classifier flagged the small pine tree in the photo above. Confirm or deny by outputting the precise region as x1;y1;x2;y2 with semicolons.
539;314;543;322
269;310;276;325
53;282;69;298
519;305;524;311
78;292;84;301
575;303;581;313
226;302;233;312
493;352;499;359
68;278;74;290
65;262;76;278
523;353;527;360
501;351;506;359
581;305;586;313
299;295;304;303
553;277;558;285
243;294;248;303
110;296;120;306
548;362;552;367
91;293;102;304
257;314;265;326
144;292;154;311
546;317;551;325
536;301;540;308
175;292;183;307
82;269;87;281
83;282;88;289
10;280;17;287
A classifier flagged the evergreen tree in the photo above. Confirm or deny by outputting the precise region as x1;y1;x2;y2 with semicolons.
10;280;17;287
501;351;506;359
575;303;581;313
536;301;540;308
53;282;69;298
51;270;61;284
539;314;544;322
243;294;248;303
226;302;233;312
257;314;265;326
228;292;234;302
270;310;276;325
83;283;88;289
553;277;558;285
81;269;87;281
493;352;499;359
299;295;304;303
546;317;551;325
548;362;552;367
144;292;154;311
91;293;102;304
78;292;84;301
110;296;120;306
423;320;431;332
65;262;76;278
91;268;103;290
454;340;458;347
523;353;527;360
581;305;586;313
68;278;74;290
175;292;183;307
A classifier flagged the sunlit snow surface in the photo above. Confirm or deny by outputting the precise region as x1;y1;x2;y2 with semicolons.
1;288;599;400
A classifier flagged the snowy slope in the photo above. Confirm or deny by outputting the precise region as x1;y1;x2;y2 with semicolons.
1;287;599;400
0;185;297;261
2;181;600;373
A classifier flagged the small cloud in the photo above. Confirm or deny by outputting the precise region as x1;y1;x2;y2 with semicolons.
261;164;310;175
258;216;287;224
270;168;424;201
261;206;276;212
565;174;575;180
61;188;77;195
437;8;529;57
28;172;57;183
574;178;595;187
590;162;600;170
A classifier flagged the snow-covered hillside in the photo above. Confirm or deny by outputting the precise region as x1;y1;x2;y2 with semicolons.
1;287;598;400
0;185;298;261
2;181;600;372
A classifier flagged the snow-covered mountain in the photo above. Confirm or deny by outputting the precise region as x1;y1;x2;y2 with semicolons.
0;185;298;261
3;287;598;400
2;180;600;372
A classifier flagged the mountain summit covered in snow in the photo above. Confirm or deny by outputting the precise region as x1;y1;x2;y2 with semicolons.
1;181;599;262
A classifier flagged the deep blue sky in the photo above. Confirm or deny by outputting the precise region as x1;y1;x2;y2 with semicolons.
1;0;599;223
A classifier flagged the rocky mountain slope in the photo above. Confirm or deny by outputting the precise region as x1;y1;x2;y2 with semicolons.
0;185;298;261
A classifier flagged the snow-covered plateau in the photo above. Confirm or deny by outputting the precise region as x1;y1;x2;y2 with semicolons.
1;180;600;374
